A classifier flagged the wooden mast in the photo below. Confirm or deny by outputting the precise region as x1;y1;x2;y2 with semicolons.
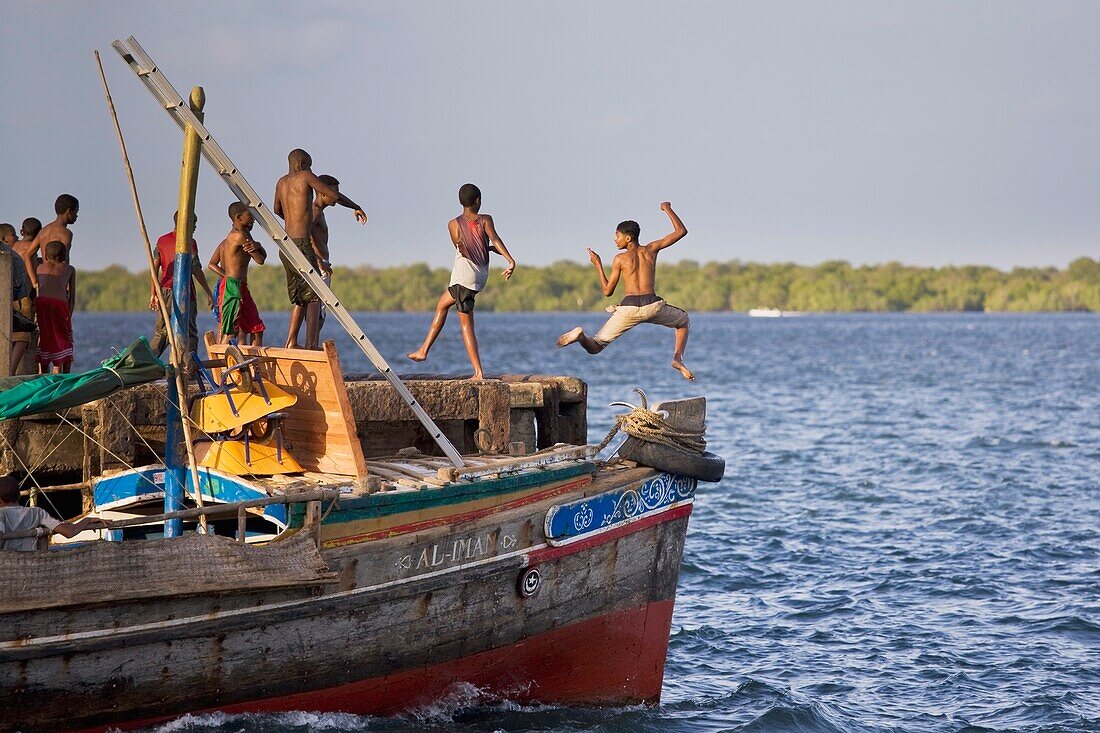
164;86;204;537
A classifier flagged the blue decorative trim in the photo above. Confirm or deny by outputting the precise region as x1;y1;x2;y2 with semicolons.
543;472;696;544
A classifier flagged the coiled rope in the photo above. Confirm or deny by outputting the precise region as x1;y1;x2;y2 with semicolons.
596;388;707;455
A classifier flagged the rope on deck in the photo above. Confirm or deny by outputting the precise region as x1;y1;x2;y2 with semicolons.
596;388;707;456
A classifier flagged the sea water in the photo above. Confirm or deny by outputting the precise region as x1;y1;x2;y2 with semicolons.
70;311;1099;733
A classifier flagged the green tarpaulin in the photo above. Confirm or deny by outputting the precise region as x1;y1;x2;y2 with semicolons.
0;338;166;420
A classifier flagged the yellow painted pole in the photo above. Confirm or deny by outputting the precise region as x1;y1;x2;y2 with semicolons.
165;86;207;536
175;86;204;261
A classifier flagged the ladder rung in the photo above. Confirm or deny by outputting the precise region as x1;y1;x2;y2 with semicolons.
136;66;156;76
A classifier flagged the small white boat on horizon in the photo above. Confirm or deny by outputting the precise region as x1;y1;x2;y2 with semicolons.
748;308;802;318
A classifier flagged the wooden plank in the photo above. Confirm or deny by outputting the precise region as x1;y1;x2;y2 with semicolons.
323;340;367;479
205;338;367;478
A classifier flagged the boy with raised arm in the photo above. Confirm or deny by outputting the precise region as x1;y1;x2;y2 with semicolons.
218;203;267;346
310;174;344;334
273;149;366;350
35;241;76;374
557;202;694;380
407;184;516;380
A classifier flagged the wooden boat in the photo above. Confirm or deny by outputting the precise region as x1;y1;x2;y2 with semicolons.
0;38;724;730
0;336;720;732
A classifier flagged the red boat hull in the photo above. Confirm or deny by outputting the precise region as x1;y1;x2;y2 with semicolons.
73;599;675;732
230;598;673;715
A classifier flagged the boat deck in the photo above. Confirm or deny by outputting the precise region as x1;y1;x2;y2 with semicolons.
253;443;599;497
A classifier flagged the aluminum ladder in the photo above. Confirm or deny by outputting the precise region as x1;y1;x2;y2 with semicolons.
111;36;464;467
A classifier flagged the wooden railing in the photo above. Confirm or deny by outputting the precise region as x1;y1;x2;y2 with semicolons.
0;489;341;549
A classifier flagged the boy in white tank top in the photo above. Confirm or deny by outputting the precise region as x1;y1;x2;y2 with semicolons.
407;183;517;380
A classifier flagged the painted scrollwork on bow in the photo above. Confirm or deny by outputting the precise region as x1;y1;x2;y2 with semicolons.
573;503;594;532
544;472;697;545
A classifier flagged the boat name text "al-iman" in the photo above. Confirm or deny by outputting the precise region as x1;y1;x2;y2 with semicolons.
396;531;518;572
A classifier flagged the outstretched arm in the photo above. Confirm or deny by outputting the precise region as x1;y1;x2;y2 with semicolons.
647;202;688;252
588;249;622;297
482;215;516;280
53;516;107;539
307;173;367;224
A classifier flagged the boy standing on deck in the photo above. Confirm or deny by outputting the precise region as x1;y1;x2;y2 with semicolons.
218;203;267;346
407;183;517;380
29;194;78;266
310;174;344;334
149;212;214;358
35;241;76;374
273;149;367;350
557;202;694;381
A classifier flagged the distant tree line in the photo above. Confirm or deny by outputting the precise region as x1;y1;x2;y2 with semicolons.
78;257;1100;313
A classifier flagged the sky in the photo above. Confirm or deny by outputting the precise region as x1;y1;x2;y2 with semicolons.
1;1;1098;273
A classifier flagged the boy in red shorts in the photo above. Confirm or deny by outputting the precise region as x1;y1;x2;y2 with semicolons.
218;203;267;345
35;241;76;373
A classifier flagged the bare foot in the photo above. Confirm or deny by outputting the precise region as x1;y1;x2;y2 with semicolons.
407;350;427;362
671;359;695;381
285;340;302;350
557;327;583;348
468;373;485;381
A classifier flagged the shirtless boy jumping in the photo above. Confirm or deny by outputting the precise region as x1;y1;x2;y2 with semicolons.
557;202;694;381
273;149;366;350
218;203;267;345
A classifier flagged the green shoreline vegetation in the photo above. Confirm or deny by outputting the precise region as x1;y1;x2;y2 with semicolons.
81;258;1100;313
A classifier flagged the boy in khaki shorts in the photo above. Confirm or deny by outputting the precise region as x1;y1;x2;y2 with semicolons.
557;202;694;380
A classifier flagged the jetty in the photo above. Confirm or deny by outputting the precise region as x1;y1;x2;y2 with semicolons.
0;338;587;511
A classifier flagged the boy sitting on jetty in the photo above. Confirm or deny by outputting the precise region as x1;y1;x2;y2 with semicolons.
557;202;694;380
35;241;76;374
407;183;516;380
218;203;267;346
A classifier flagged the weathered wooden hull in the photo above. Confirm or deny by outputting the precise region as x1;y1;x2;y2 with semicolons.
0;466;694;732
